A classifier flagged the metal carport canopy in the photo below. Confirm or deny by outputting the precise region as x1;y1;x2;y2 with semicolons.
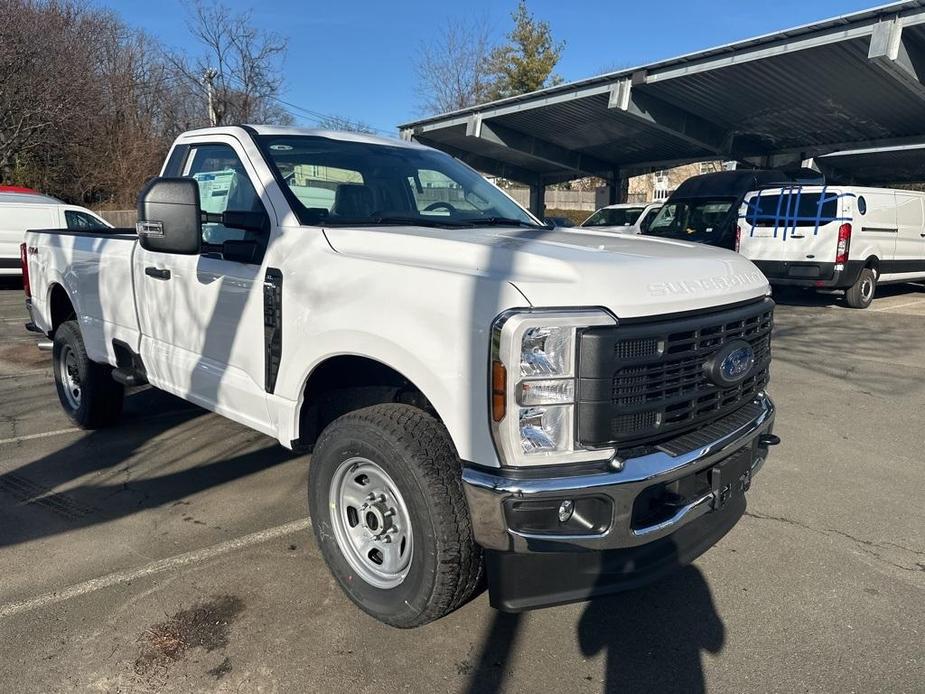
398;1;925;190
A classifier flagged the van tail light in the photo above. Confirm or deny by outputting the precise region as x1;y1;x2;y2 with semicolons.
20;243;31;299
835;223;852;266
734;224;742;253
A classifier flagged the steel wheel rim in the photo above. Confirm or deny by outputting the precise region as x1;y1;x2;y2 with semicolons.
58;344;81;410
328;457;413;589
861;277;874;301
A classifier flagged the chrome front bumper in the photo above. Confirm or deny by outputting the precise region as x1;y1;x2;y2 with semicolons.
463;393;776;553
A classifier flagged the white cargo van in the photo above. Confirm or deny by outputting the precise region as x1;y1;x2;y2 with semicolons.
0;192;111;275
737;186;925;308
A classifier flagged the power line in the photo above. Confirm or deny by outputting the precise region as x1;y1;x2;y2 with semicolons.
266;95;394;137
193;68;395;136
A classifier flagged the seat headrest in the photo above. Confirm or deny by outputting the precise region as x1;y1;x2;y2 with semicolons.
332;183;375;218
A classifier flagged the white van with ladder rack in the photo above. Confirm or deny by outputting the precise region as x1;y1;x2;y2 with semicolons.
737;185;925;308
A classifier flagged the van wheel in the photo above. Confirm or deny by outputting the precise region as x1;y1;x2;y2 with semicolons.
308;404;483;628
53;320;124;428
845;267;876;309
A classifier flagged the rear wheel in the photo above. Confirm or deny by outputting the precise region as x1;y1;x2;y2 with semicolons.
308;404;483;628
53;320;124;428
845;267;876;309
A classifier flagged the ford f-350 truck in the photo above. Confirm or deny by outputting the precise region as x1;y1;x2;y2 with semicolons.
22;125;778;627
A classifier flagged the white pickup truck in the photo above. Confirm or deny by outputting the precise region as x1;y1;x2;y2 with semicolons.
21;125;779;627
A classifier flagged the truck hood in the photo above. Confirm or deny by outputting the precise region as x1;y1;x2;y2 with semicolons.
322;225;769;318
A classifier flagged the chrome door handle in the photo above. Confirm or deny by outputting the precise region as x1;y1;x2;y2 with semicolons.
144;266;171;280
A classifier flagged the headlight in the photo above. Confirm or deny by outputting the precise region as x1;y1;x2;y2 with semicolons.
490;309;617;467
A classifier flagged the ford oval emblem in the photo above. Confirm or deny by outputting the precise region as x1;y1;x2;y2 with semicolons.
704;340;755;388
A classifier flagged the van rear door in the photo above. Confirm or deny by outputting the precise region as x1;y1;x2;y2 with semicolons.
738;187;848;271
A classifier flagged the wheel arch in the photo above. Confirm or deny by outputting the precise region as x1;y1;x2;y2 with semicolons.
293;353;455;453
863;254;880;273
47;281;77;334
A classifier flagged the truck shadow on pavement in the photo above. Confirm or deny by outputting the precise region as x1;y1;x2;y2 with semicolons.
464;566;723;694
0;388;298;548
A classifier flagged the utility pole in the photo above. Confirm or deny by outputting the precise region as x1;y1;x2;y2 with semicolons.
203;68;219;126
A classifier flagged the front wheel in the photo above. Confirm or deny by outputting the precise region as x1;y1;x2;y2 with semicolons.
308;404;483;628
52;320;124;428
845;267;876;309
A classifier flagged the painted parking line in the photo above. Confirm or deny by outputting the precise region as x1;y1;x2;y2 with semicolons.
0;369;50;380
0;427;81;446
871;298;925;312
0;518;312;620
0;408;202;447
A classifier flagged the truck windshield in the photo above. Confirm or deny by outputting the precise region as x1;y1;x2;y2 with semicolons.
257;135;544;229
644;198;736;243
582;207;645;227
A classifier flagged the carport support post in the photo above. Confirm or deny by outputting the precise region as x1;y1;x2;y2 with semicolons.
528;180;545;218
608;170;629;205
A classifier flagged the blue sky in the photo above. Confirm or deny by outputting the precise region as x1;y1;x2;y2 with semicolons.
105;0;883;134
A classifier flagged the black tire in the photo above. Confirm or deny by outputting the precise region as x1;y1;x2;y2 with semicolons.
845;267;876;309
308;404;483;628
52;320;124;428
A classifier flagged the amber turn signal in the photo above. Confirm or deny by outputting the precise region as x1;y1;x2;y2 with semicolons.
491;360;506;422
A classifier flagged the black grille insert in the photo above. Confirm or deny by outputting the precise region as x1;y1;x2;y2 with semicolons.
577;299;773;449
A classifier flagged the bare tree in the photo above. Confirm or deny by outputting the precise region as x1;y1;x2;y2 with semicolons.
0;0;293;204
174;0;291;126
415;17;494;115
0;0;98;183
315;115;377;134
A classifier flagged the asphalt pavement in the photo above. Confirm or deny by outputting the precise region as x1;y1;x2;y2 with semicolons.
0;277;922;693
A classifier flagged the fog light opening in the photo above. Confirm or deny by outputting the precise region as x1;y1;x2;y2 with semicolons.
557;499;574;523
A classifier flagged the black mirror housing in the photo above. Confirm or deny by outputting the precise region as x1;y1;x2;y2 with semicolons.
137;178;202;255
222;210;268;234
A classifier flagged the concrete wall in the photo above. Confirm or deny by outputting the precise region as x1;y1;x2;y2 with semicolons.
506;188;601;211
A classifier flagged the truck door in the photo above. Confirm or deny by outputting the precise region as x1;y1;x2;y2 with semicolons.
134;140;273;432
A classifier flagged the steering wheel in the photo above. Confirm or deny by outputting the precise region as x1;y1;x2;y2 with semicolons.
423;201;458;214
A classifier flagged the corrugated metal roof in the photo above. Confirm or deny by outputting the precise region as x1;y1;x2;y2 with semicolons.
401;1;925;184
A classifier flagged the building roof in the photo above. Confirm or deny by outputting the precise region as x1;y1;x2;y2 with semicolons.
399;2;925;185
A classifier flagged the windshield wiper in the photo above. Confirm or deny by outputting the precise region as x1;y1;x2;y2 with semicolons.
457;216;551;229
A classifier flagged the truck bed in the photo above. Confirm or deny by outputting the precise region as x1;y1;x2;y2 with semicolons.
25;227;141;367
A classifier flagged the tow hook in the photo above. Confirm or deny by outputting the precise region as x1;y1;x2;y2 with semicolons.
758;434;781;447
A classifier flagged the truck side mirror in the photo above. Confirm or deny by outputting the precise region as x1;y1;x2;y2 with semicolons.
136;177;202;255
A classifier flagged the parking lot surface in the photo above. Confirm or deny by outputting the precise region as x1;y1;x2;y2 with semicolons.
0;278;923;693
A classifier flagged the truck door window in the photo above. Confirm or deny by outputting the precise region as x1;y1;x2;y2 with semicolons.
184;144;267;250
640;207;660;233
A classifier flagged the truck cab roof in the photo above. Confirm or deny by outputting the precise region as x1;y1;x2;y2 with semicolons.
177;124;426;150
